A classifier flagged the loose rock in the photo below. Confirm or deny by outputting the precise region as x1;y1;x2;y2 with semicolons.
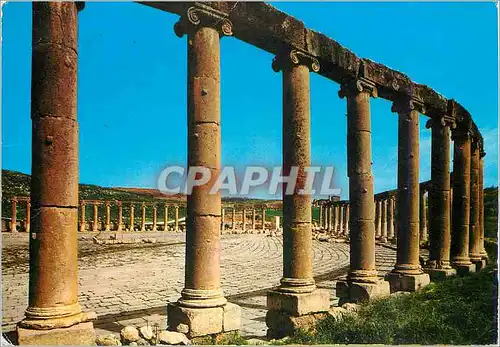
158;331;190;345
341;302;361;313
96;334;122;346
120;326;140;344
139;326;154;341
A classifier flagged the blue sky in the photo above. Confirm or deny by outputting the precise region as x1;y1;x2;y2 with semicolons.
2;2;498;199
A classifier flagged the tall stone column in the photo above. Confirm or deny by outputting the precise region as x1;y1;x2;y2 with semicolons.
174;206;179;232
105;202;111;232
387;197;395;240
479;150;488;261
375;200;382;239
338;204;344;236
424;116;456;279
387;97;430;292
332;205;337;234
140;203;146;232
261;207;266;230
252;209;256;230
17;3;95;344
117;202;123;232
11;198;18;233
129;204;135;231
319;205;323;229
345;204;350;236
152;204;158;232
419;189;428;244
168;9;239;338
232;207;236;231
79;201;86;232
25;201;31;233
336;78;389;303
242;209;247;232
451;124;476;274
92;203;99;232
326;206;332;232
266;49;329;338
469;139;484;270
164;204;169;232
381;199;388;242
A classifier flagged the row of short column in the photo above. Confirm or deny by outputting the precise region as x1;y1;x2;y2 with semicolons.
318;203;350;236
78;201;182;232
221;207;268;231
5;198;31;233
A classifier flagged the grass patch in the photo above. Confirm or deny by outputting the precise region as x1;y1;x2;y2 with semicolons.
288;267;498;345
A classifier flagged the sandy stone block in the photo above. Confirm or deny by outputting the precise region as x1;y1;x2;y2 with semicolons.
17;321;95;345
31;116;78;206
167;303;223;338
267;289;330;316
386;272;430;293
222;302;241;332
424;267;456;281
336;279;390;303
266;310;327;339
454;263;477;276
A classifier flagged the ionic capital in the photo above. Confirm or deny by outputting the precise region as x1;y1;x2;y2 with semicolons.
391;96;426;115
425;116;456;130
451;117;473;142
338;78;377;99
480;149;487;158
174;5;233;38
272;49;320;73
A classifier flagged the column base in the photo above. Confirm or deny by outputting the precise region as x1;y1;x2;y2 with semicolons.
267;288;330;316
385;272;430;293
473;259;487;272
452;263;476;276
423;267;456;281
266;310;327;339
336;278;390;304
17;322;95;346
167;302;240;338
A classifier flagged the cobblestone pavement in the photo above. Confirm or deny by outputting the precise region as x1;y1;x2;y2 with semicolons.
1;232;407;338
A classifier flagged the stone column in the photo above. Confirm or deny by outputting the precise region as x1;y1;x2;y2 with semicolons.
92;203;99;232
17;3;95;344
261;207;266;230
168;10;239;338
345;204;350;236
174;206;179;232
469;139;484;270
25;201;31;233
332;205;337;234
140;203;146;232
220;207;225;232
338;204;344;236
267;50;329;338
243;209;247;232
129;204;135;232
11;198;18;233
164;204;169;232
252;209;256;231
326;206;332;232
319;205;323;229
387;97;430;292
450;125;476;274
376;200;383;239
336;78;389;303
381;199;388;242
117;202;123;232
232;207;236;231
105;202;111;232
479;150;488;261
419;189;428;244
79;201;86;232
387;197;395;240
152;204;158;232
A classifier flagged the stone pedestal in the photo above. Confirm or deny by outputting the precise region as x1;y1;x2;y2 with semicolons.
167;302;240;339
473;259;487;272
336;278;390;304
386;272;430;292
454;263;477;276
424;267;456;281
17;322;96;346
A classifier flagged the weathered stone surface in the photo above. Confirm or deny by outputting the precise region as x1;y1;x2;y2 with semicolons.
167;302;223;338
222;302;241;332
139;326;153;341
424;267;456;281
327;307;348;321
341;302;361;313
266;310;327;339
120;326;140;344
17;322;95;346
158;330;190;345
96;333;122;346
336;279;390;303
267;289;330;316
386;272;430;293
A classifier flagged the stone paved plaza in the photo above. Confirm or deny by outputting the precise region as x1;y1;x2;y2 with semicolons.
2;232;401;338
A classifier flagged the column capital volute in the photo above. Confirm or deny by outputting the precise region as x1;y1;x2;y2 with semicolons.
480;149;487;158
174;5;233;38
391;95;426;115
451;117;473;142
76;2;85;12
338;77;377;99
425;116;456;130
271;49;320;73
